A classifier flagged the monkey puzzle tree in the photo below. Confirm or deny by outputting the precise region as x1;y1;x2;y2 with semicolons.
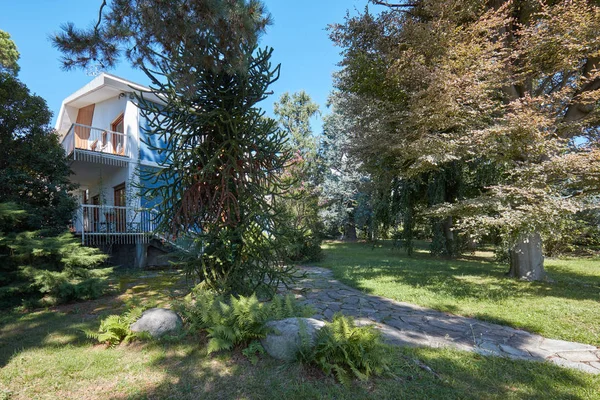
137;43;296;295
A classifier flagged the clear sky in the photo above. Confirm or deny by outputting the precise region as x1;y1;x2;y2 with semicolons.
0;0;379;132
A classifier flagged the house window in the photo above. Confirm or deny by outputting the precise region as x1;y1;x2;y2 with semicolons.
111;113;125;155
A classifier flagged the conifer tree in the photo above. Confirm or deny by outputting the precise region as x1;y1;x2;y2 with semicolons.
137;43;294;295
273;91;324;261
0;34;109;307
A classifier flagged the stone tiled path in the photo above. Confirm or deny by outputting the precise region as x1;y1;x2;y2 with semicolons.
278;266;600;374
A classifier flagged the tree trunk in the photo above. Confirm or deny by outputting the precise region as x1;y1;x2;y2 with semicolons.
344;222;357;241
344;209;357;241
443;216;455;256
507;232;546;281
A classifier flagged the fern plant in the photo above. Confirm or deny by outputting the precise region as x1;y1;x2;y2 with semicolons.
176;287;312;358
307;314;393;386
92;307;147;347
205;293;271;354
241;340;266;365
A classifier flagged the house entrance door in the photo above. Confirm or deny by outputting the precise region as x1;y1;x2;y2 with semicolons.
114;183;126;232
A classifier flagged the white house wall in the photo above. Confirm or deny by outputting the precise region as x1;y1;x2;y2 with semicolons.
88;167;129;206
69;95;142;207
56;104;78;136
89;96;128;137
125;99;140;161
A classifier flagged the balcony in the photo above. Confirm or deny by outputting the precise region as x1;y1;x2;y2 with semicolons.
71;205;158;245
62;124;129;167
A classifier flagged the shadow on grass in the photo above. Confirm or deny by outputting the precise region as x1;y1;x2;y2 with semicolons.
0;271;190;368
106;341;341;400
0;301;106;368
320;242;600;304
105;340;599;400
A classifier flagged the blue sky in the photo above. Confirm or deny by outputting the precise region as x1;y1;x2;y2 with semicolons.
1;0;379;132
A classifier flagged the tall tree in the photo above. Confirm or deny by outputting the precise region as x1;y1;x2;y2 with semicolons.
332;0;600;280
320;93;370;241
138;45;293;295
0;34;109;307
0;38;76;231
328;7;474;253
273;91;323;260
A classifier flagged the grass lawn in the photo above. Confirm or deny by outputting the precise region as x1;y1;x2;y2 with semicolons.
1;269;600;399
316;241;600;346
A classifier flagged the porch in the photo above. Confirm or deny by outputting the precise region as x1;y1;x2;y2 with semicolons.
61;123;129;167
71;204;158;245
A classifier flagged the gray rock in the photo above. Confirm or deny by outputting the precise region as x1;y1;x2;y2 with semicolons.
130;308;183;338
261;318;326;361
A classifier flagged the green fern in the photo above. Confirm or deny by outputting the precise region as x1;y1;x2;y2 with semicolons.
295;318;315;365
96;307;146;347
178;287;312;355
267;294;313;320
308;314;393;386
242;340;265;365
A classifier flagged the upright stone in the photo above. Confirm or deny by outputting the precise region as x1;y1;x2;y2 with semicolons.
508;232;545;281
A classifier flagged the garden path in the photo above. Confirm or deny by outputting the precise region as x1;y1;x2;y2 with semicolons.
279;266;600;374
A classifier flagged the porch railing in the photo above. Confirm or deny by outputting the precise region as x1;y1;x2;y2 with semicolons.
71;205;158;244
62;123;128;158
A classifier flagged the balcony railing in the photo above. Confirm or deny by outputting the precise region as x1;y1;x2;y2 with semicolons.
71;204;158;245
62;123;128;161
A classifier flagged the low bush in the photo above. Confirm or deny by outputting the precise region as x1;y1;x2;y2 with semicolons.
285;228;324;263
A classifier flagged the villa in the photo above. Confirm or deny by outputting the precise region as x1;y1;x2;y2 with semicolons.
55;73;168;267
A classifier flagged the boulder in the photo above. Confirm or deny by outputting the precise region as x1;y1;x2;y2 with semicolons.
130;308;183;338
261;317;326;361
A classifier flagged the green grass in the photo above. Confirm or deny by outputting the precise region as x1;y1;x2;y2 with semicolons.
1;267;599;399
315;241;600;346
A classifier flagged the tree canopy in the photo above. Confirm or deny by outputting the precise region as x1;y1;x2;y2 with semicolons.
0;46;75;231
330;0;600;279
52;0;272;78
0;30;19;75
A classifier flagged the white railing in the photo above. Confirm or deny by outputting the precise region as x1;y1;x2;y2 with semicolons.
71;205;158;244
62;123;128;158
